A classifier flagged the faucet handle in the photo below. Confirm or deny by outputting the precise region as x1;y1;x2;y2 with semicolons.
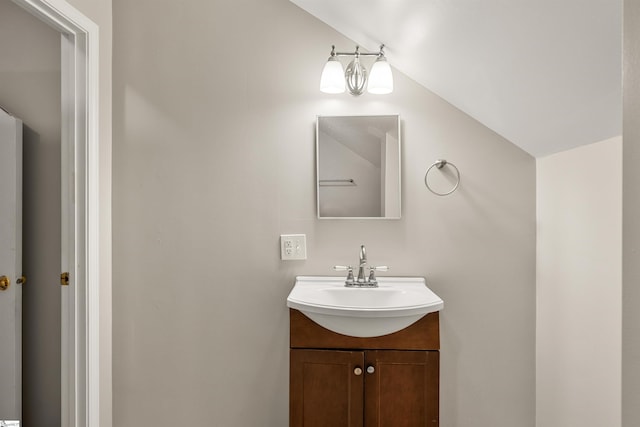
333;265;355;286
367;266;389;284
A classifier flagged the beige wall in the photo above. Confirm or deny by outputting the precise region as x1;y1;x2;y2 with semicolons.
623;0;640;424
112;0;536;425
536;137;622;427
0;1;61;424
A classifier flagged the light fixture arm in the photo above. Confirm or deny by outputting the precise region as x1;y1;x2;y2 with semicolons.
332;44;386;58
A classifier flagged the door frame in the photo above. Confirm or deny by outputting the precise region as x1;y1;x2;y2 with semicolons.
10;0;102;426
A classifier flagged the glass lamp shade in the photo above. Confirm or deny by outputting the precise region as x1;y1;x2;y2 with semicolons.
320;57;345;94
367;57;393;94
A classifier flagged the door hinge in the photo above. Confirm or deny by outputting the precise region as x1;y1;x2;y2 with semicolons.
60;272;69;286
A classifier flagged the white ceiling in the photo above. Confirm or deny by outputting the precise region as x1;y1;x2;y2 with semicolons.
291;0;622;157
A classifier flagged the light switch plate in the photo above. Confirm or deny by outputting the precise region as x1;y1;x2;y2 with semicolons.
280;234;307;260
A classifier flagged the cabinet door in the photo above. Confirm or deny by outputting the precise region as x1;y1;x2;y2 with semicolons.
291;349;364;427
364;351;439;427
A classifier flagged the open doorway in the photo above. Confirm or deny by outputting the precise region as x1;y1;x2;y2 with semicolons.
0;0;62;424
0;0;103;425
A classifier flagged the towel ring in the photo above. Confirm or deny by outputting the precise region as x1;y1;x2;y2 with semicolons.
424;159;460;196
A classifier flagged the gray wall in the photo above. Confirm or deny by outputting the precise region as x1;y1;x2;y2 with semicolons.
623;0;640;424
112;0;536;425
0;1;61;425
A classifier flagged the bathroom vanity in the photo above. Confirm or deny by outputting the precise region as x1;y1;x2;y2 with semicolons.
289;309;440;426
287;273;443;426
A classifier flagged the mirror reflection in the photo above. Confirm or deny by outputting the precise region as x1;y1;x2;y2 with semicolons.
316;115;401;218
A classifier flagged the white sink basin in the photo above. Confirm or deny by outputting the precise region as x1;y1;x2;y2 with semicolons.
287;276;443;338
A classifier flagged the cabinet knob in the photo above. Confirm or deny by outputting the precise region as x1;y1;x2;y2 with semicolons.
366;365;375;374
354;367;362;376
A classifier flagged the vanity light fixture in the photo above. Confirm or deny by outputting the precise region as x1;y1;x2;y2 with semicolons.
320;45;394;96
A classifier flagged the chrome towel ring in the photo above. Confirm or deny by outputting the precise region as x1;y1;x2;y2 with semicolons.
424;159;460;196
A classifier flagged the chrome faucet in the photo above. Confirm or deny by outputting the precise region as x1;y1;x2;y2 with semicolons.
357;245;367;283
333;245;388;287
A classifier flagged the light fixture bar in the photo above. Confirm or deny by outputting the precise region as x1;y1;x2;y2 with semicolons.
332;44;386;57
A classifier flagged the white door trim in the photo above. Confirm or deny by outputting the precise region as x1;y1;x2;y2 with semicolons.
10;1;102;426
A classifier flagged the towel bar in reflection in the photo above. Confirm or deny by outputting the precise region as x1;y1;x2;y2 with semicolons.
319;179;356;187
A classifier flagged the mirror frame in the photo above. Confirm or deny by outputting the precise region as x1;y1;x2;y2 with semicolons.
316;114;401;219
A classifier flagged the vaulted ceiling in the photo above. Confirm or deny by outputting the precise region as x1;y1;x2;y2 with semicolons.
291;0;622;157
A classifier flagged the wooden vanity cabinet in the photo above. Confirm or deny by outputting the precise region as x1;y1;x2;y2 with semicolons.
289;309;440;427
290;349;364;427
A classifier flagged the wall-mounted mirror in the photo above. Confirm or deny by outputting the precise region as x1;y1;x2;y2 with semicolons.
316;115;401;219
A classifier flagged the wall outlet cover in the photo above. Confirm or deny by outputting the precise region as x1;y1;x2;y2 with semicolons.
280;234;307;260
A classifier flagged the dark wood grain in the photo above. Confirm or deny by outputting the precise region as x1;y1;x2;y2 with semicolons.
289;309;440;351
365;350;439;426
290;349;365;427
289;309;440;426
